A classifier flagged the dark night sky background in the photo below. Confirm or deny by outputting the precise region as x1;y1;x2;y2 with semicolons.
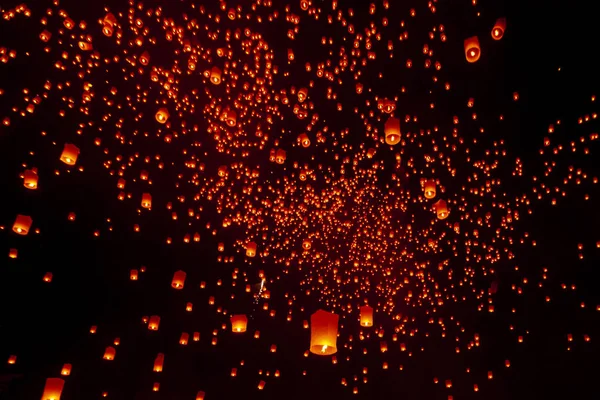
1;0;600;399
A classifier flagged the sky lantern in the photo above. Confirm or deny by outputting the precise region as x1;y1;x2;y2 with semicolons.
141;193;152;209
298;87;308;102
231;314;248;332
225;109;237;127
41;378;64;400
464;36;481;63
13;215;32;235
298;133;311;147
360;305;374;327
8;355;17;364
130;269;138;280
210;66;222;84
102;13;116;36
180;332;190;345
60;144;80;166
148;315;160;331
196;391;206;400
171;270;186;289
492;18;506;40
155;108;169;124
384;117;401;145
9;249;18;259
434;199;449;220
60;364;72;376
302;239;311;250
246;241;257;257
310;310;339;355
103;347;116;360
43;272;53;282
23;169;38;189
424;179;436;199
275;149;287;164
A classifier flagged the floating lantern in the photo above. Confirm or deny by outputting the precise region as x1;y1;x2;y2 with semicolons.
171;270;186;289
231;314;248;332
464;36;481;63
492;18;506;40
310;310;339;355
60;144;80;165
148;315;160;331
246;242;257;257
360;305;374;327
384;117;401;145
424;179;436;199
41;378;64;400
13;215;32;235
23;169;38;189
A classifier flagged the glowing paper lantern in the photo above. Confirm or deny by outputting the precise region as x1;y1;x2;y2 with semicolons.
7;355;17;364
103;346;116;360
310;310;339;355
434;199;449;220
210;66;222;84
171;270;186;289
424;179;436;199
148;315;160;331
180;332;189;345
246;242;257;257
23;169;38;189
13;215;33;235
298;133;311;147
155;108;169;124
141;193;152;209
384;117;401;145
360;305;374;327
196;391;206;400
60;144;80;166
153;353;164;372
41;378;64;400
231;314;248;332
60;364;72;376
8;249;18;259
492;18;506;40
464;36;481;63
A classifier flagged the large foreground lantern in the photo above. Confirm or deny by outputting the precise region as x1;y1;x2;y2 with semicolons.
23;169;39;189
231;314;248;332
464;36;481;63
384;117;401;145
360;305;374;327
41;378;65;400
310;310;339;355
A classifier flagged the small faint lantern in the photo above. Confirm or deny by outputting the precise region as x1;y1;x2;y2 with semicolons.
153;353;164;372
103;346;116;360
60;364;72;376
491;18;506;40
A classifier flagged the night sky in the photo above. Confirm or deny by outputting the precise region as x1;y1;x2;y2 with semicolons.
1;0;599;399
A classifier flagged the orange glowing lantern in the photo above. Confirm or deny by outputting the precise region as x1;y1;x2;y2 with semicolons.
275;149;286;164
298;133;311;147
7;355;17;364
231;314;248;332
171;270;186;289
424;179;436;199
103;346;116;360
246;242;257;257
210;66;222;84
13;215;32;235
310;310;339;355
60;144;80;165
302;239;311;250
60;364;72;376
196;391;206;400
148;315;160;331
180;332;189;345
225;109;237;127
41;378;64;400
141;193;152;209
360;305;374;327
23;169;38;189
491;18;506;40
464;36;481;63
155;108;169;124
130;269;138;280
258;380;266;390
43;272;53;282
9;249;18;258
298;87;308;102
139;51;150;66
102;13;117;36
384;117;401;145
434;199;449;220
